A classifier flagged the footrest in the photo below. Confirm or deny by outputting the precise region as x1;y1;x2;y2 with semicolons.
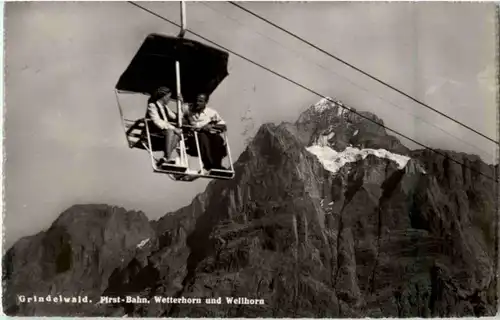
159;163;188;173
208;169;235;178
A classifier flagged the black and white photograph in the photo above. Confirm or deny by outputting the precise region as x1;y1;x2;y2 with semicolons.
2;1;499;317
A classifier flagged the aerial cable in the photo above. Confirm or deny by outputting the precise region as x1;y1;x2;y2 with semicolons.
201;1;494;161
228;1;499;145
127;1;498;182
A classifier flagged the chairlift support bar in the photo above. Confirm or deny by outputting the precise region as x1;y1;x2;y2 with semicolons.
175;1;187;119
179;1;186;38
175;1;187;165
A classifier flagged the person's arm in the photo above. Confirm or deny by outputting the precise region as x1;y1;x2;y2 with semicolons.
179;103;191;122
205;110;227;132
147;103;174;130
179;103;193;127
211;110;227;132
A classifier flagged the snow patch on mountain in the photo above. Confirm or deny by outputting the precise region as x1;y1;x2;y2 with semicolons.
306;145;410;174
313;97;335;112
313;97;348;113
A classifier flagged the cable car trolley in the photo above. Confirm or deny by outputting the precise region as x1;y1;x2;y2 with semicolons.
114;2;234;182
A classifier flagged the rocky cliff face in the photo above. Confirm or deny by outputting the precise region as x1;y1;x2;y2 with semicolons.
3;98;498;317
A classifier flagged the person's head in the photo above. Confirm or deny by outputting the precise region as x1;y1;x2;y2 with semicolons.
193;93;208;112
151;87;172;104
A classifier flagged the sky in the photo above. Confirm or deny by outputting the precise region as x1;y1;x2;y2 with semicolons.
3;1;498;249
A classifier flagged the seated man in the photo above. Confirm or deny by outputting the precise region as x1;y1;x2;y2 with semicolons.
146;87;183;165
184;93;228;172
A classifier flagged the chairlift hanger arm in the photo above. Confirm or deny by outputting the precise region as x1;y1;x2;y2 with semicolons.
175;2;186;131
178;1;186;38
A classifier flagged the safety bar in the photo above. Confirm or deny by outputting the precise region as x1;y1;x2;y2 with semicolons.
143;119;222;133
179;124;226;133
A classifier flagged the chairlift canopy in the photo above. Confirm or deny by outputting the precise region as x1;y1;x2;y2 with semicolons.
115;33;229;103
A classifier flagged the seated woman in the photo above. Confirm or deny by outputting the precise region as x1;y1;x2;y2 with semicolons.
146;87;184;165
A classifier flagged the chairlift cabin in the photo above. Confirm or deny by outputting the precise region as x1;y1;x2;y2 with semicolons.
114;6;234;181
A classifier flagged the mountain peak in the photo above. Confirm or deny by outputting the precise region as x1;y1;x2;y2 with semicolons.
297;96;351;123
312;96;339;112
